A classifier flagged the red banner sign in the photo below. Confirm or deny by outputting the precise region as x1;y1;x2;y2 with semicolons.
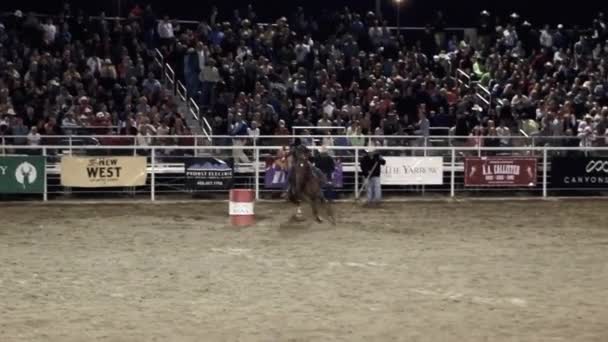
465;157;537;187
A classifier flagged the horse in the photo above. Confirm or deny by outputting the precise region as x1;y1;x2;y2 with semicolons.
288;146;336;224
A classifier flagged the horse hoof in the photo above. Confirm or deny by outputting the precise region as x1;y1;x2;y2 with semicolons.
315;217;323;223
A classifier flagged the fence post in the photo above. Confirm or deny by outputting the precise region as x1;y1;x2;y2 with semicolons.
151;147;156;201
254;146;260;200
542;148;548;198
43;147;48;202
69;136;73;155
354;147;359;199
424;136;428;157
450;148;456;198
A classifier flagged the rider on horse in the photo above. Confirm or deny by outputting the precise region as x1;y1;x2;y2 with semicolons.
286;138;327;202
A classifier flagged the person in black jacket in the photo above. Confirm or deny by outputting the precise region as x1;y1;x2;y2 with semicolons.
314;145;336;199
359;146;386;206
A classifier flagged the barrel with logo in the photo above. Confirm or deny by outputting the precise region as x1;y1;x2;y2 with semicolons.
229;189;255;226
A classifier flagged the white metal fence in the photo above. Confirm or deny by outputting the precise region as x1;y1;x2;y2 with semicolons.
2;144;608;202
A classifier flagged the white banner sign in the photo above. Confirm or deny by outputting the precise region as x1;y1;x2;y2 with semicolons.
381;157;444;185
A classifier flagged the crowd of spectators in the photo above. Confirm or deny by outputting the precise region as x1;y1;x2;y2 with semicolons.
1;3;608;150
0;5;191;149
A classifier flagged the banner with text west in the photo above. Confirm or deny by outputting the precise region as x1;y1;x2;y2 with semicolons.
60;156;147;187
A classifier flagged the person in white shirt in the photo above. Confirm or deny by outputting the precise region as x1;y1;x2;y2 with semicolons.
294;38;311;65
157;16;175;45
539;25;554;49
87;56;102;74
496;121;511;147
200;59;221;107
247;121;260;144
503;25;518;48
196;42;206;71
42;18;57;45
136;125;154;147
27;127;41;146
369;23;383;47
578;115;595;147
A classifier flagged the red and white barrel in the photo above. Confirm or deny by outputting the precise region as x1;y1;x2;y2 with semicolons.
229;189;255;226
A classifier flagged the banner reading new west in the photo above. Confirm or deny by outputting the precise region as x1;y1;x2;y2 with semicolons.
61;156;147;187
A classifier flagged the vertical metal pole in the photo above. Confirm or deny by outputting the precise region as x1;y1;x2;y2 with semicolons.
542;148;548;198
43;147;48;202
397;5;401;35
354;147;359;199
133;136;137;156
151;147;156;201
194;135;198;157
450;148;456;198
69;136;73;155
254;146;260;200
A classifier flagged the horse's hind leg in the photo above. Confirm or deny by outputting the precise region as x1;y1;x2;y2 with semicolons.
311;198;323;223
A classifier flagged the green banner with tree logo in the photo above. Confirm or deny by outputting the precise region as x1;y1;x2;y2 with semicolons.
0;156;46;194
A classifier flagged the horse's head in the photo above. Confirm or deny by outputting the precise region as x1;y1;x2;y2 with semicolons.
292;146;309;164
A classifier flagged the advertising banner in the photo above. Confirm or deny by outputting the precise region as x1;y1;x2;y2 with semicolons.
264;165;288;189
0;156;46;194
551;157;608;188
60;156;147;187
185;158;233;190
465;157;537;187
264;162;344;189
381;157;444;185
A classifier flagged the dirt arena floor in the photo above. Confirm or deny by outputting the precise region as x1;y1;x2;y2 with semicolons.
1;200;608;342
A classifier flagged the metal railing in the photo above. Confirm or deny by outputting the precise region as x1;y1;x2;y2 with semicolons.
1;134;599;149
2;144;608;202
456;69;471;88
476;83;492;107
176;80;187;102
153;48;164;71
164;63;176;91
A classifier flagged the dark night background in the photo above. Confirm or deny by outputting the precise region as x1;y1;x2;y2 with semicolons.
0;0;604;27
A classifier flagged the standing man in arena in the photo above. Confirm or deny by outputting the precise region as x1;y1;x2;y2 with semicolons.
360;146;386;206
314;145;336;200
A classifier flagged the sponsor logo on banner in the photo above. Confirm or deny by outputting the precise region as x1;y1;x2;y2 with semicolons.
185;158;233;190
61;156;147;187
381;157;443;185
264;165;288;189
551;157;608;188
229;202;254;215
331;161;344;188
465;157;537;187
0;156;45;193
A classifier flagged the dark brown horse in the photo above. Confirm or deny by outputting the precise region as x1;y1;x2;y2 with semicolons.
289;146;336;224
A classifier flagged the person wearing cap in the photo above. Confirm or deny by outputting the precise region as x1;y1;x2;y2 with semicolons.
360;144;386;206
